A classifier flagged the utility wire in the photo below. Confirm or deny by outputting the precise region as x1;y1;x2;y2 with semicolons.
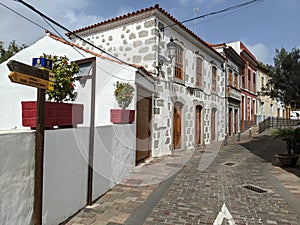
13;0;133;68
164;0;259;30
41;16;88;59
0;2;45;30
0;2;138;81
7;0;262;77
192;0;264;27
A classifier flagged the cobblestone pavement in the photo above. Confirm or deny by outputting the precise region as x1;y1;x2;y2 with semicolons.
62;148;195;225
144;143;300;225
63;133;300;225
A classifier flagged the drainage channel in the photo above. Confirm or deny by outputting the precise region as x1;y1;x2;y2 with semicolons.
242;184;268;193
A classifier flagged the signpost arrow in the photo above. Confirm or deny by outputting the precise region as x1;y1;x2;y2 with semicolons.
8;71;54;90
7;60;50;80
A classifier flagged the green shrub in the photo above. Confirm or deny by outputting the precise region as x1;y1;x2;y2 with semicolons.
113;81;134;109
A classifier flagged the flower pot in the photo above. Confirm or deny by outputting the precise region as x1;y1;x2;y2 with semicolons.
275;154;299;167
110;109;135;124
22;101;84;129
292;142;300;154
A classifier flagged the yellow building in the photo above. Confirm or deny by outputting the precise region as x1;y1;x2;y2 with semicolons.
256;64;278;122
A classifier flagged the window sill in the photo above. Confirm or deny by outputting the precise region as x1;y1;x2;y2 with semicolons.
173;77;185;85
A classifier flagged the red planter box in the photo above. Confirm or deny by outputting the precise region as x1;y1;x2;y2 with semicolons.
110;109;135;124
22;101;84;129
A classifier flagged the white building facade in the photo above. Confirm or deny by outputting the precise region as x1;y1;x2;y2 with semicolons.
69;4;226;157
213;44;245;138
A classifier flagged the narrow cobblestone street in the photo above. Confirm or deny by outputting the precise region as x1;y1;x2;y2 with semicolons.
63;133;300;225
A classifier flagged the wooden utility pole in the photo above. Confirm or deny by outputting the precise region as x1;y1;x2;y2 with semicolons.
7;59;53;225
34;88;45;225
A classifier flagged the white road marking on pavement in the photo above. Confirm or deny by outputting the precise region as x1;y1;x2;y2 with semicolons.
213;203;236;225
198;141;222;171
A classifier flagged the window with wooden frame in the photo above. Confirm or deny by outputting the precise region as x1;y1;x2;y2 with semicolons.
196;57;203;87
175;45;184;80
253;72;256;93
248;69;251;91
234;73;238;88
228;69;233;86
241;75;245;89
212;66;217;92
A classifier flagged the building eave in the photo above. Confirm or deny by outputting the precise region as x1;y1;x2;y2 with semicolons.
46;30;155;79
67;4;226;62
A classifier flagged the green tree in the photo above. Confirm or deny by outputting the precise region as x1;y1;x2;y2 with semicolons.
113;81;134;109
261;48;300;108
41;54;80;102
0;40;27;63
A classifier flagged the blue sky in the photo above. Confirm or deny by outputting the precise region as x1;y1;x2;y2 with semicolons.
1;0;299;65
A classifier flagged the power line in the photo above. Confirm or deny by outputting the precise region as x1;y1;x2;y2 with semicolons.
193;0;264;27
186;0;265;39
164;0;260;30
0;2;138;81
41;16;88;59
0;2;45;31
13;0;134;68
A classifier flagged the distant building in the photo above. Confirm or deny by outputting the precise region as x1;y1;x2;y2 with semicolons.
212;43;245;137
256;63;278;122
227;41;258;131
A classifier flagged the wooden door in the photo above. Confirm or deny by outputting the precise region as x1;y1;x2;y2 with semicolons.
136;97;152;163
241;96;245;131
211;108;216;141
173;102;182;150
234;109;238;134
228;108;232;136
247;97;251;128
196;105;202;145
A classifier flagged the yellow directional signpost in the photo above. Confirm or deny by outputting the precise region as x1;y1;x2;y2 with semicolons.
7;59;54;90
7;58;54;225
8;71;54;90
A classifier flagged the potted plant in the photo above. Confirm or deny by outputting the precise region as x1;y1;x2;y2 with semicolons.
272;127;299;167
22;54;84;129
292;127;300;154
110;81;135;124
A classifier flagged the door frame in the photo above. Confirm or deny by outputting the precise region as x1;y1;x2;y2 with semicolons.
195;105;203;145
136;87;152;164
173;101;183;150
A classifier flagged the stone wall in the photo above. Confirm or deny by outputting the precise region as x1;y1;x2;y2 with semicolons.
72;17;158;74
71;13;226;154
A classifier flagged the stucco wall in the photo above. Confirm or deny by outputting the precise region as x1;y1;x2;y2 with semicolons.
43;125;135;225
92;125;135;200
0;35;92;130
71;12;226;154
0;131;35;225
0;124;136;225
43;128;89;225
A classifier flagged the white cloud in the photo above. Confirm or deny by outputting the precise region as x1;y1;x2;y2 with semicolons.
179;0;190;5
0;0;100;46
247;43;270;64
62;10;103;31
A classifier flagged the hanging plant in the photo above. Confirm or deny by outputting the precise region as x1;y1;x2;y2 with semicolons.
41;54;80;102
113;81;134;110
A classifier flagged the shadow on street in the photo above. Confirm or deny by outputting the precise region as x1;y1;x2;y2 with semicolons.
240;134;300;177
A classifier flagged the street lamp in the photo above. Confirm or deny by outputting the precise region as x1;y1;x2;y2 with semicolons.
166;37;177;61
157;37;177;74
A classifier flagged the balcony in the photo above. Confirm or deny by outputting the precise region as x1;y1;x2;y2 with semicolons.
226;86;241;101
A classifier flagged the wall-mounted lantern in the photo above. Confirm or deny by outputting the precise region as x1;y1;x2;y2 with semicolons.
157;37;177;74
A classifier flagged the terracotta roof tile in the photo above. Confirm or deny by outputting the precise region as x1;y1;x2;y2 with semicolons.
69;4;225;61
46;30;154;78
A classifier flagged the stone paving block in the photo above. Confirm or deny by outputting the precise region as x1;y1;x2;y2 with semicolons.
62;137;300;225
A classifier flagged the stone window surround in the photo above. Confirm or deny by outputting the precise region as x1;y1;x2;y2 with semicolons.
211;65;218;92
195;54;204;88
